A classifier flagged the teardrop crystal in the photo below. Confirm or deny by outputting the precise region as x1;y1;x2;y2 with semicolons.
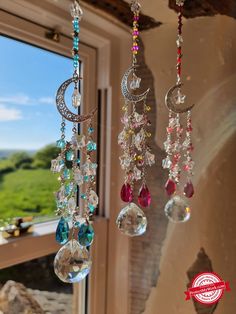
72;88;81;108
116;202;147;237
78;223;95;247
54;240;92;283
70;1;83;20
55;217;69;245
138;184;151;208
120;183;133;202
164;195;191;223
165;178;176;196
184;180;194;198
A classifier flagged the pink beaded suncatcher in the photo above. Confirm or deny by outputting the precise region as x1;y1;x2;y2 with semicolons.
116;0;155;237
163;0;195;223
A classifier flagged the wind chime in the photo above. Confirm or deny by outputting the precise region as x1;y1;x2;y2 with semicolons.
163;0;194;223
51;0;98;283
116;0;155;236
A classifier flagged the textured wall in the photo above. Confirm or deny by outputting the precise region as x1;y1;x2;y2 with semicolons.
129;40;168;314
128;4;236;314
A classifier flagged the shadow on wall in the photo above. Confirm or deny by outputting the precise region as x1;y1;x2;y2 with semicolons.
143;131;236;314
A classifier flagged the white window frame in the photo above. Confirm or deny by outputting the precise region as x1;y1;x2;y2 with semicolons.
0;2;131;314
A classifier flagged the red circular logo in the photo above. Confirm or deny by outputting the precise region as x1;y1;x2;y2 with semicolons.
185;272;230;305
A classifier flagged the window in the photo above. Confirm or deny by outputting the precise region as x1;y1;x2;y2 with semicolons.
0;35;73;224
0;3;112;313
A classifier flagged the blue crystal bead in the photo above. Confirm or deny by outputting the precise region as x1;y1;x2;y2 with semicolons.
65;183;73;195
88;203;95;213
77;158;80;164
87;141;97;152
88;127;94;134
56;139;66;149
56;217;69;245
84;175;89;182
73;60;79;68
78;224;94;247
66;149;74;161
63;168;70;179
81;194;86;200
74;55;79;61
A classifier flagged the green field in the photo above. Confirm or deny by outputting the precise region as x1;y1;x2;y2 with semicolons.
0;145;60;224
0;169;58;220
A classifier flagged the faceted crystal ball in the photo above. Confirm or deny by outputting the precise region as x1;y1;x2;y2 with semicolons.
54;239;92;283
164;195;191;223
116;203;147;237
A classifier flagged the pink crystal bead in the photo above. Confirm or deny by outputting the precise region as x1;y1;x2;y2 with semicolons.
184;180;194;198
120;183;133;203
165;179;176;196
138;184;151;208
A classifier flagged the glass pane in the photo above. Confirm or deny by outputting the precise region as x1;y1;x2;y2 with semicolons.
0;36;73;225
0;254;73;314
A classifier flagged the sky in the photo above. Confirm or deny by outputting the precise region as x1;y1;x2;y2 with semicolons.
0;36;74;150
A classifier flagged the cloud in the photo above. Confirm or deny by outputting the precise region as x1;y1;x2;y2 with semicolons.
0;94;55;106
38;97;54;105
0;95;31;105
0;105;22;121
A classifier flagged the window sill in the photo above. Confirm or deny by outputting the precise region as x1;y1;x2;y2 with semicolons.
0;219;60;269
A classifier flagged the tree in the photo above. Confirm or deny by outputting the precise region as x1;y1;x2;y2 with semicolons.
33;144;60;169
10;152;33;169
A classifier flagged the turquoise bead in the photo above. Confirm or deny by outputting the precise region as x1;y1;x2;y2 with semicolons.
84;175;89;182
56;217;69;245
66;149;74;161
78;224;94;247
56;139;66;149
88;203;95;213
81;194;86;200
88;127;94;134
87;141;97;152
63;168;70;179
74;61;79;68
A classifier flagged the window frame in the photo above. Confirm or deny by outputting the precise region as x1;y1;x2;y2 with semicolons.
0;7;106;314
0;2;131;314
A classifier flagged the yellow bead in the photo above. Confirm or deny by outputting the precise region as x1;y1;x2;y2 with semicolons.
122;106;127;111
146;132;151;138
145;105;151;112
129;129;134;135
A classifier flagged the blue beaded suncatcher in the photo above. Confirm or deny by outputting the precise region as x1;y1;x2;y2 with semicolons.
51;0;98;284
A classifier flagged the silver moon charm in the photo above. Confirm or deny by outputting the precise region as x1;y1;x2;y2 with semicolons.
165;83;195;114
121;65;150;103
56;77;97;123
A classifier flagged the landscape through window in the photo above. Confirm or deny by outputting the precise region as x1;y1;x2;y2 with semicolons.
0;36;73;225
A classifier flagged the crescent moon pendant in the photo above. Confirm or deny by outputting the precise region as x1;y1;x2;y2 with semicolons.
56;77;97;123
165;83;195;114
121;65;150;103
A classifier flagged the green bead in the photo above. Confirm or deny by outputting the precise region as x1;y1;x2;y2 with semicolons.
78;224;94;247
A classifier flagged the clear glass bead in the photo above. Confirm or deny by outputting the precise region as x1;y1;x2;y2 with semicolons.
145;151;155;166
162;157;172;169
164;195;191;223
116;202;147;237
88;190;99;207
131;1;141;13
72;88;81;108
130;74;141;90
70;1;83;20
54;239;91;283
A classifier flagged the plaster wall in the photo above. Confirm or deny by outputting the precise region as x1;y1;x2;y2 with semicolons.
138;3;236;314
